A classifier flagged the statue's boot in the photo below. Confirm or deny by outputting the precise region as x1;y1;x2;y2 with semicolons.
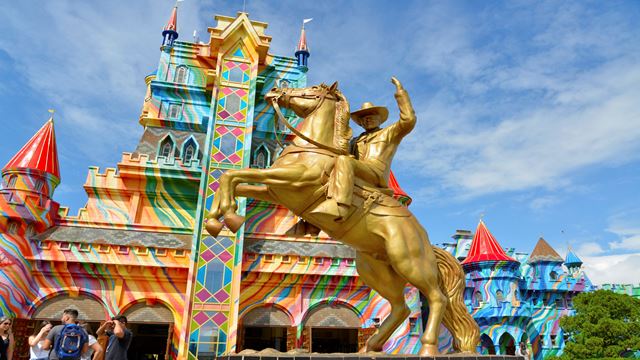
310;199;350;222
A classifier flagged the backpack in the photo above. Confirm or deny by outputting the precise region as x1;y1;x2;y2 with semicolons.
54;324;87;360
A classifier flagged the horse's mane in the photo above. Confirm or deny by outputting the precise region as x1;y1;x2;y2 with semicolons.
331;88;352;153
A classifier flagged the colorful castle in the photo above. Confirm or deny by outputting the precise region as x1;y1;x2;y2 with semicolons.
0;8;594;360
441;222;595;359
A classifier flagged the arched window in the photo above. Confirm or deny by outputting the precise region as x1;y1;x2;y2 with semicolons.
174;65;188;84
496;290;504;303
473;291;483;307
159;136;175;158
550;271;558;281
278;79;290;88
25;224;36;239
182;137;198;163
253;145;270;169
7;221;18;234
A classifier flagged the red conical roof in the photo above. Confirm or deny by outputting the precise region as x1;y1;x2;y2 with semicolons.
3;118;60;179
296;27;308;52
164;6;177;32
389;170;412;206
461;220;517;264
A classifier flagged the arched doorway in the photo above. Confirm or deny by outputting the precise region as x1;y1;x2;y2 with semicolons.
22;294;108;360
499;332;516;355
304;304;360;353
239;305;291;352
123;302;175;360
33;294;108;321
480;333;496;355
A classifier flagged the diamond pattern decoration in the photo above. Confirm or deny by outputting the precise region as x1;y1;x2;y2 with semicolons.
221;60;250;85
210;243;225;254
213;289;230;302
218;250;233;263
196;289;211;302
212;312;228;326
193;311;209;325
219;237;233;248
201;249;215;262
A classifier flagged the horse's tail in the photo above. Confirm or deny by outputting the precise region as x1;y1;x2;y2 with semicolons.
433;246;480;353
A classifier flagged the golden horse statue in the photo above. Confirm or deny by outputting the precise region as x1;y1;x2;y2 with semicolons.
205;82;479;355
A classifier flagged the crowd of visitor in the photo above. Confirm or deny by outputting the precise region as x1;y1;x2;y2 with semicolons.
0;309;133;360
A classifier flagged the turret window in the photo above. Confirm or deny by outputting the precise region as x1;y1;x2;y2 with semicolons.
34;179;44;192
174;65;188;84
550;271;558;281
495;290;504;303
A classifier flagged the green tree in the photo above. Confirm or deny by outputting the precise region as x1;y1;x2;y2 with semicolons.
558;290;640;359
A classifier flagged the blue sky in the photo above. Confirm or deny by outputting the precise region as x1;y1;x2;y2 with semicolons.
1;1;639;285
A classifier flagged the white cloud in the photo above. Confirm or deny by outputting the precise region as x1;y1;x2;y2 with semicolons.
607;209;640;251
529;196;559;211
575;242;605;257
582;253;640;285
394;1;640;200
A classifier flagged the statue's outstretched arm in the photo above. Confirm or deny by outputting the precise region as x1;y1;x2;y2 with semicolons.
391;77;416;135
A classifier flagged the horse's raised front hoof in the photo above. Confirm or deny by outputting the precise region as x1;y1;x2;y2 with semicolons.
205;219;224;237
223;213;246;233
418;344;439;356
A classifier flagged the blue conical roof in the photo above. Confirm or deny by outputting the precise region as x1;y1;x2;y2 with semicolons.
565;250;583;266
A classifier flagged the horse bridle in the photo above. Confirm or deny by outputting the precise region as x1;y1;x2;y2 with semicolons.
270;86;348;156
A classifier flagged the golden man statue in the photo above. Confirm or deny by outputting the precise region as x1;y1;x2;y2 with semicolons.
205;78;480;356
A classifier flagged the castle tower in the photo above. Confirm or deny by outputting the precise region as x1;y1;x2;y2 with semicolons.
2;115;60;214
564;248;583;276
0;115;61;318
295;21;310;69
461;220;523;355
527;237;564;285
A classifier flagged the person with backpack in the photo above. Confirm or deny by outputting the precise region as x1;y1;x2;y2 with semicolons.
96;315;132;360
41;309;88;360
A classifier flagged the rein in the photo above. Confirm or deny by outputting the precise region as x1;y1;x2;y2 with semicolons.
270;89;348;156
